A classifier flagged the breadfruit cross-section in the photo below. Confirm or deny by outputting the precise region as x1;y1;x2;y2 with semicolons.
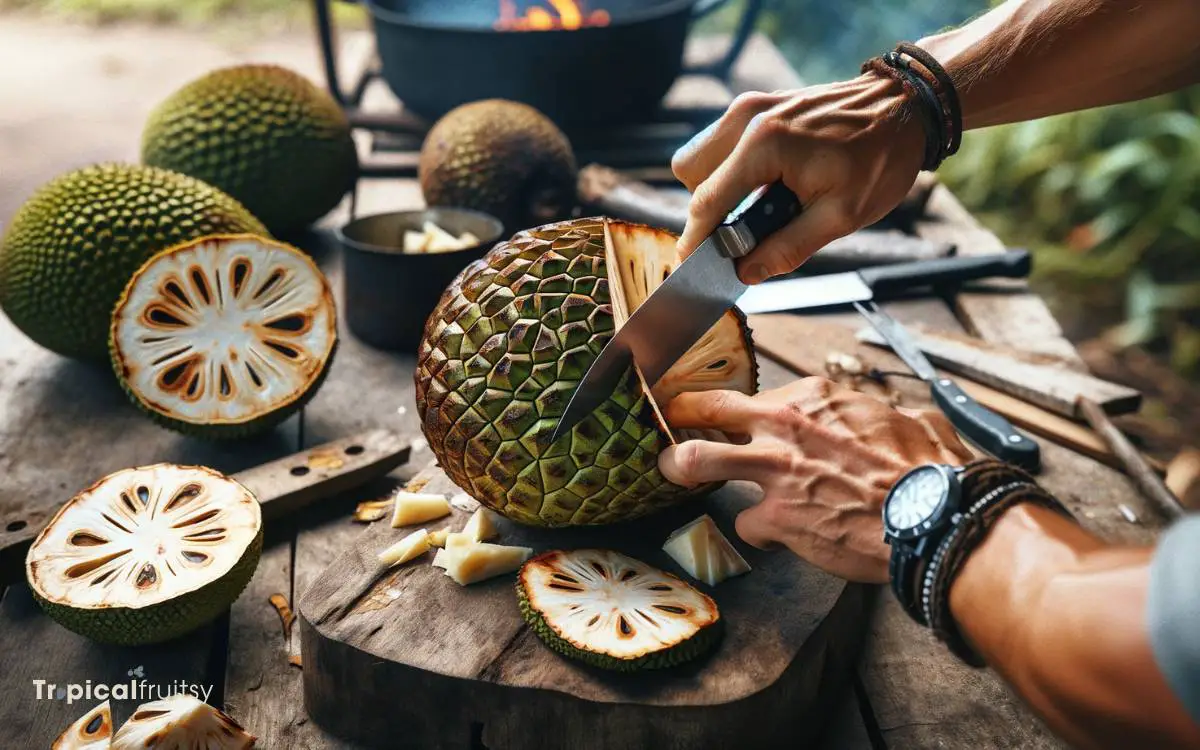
517;549;722;671
26;463;263;645
110;234;337;439
112;693;255;749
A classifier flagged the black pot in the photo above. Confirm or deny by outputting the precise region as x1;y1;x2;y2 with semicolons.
337;208;505;352
365;0;758;126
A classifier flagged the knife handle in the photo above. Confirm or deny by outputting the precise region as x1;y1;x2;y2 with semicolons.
859;250;1031;297
930;377;1042;473
717;181;802;259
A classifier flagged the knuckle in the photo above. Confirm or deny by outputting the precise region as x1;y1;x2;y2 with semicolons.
730;91;773;117
745;111;784;142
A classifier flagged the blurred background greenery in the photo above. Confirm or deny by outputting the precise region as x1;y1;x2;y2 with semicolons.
2;0;1196;379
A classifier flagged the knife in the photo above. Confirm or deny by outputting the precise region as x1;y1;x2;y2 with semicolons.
853;301;1041;472
736;250;1032;314
553;181;802;440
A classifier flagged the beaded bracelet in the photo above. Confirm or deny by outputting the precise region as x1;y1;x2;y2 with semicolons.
862;42;963;171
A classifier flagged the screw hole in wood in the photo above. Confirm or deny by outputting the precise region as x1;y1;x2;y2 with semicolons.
6;520;26;532
345;444;365;456
290;466;310;477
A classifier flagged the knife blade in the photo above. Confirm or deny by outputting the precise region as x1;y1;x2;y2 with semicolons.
854;301;1041;472
737;250;1032;314
553;181;802;440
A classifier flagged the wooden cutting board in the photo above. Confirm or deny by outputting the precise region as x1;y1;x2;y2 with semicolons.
299;462;869;750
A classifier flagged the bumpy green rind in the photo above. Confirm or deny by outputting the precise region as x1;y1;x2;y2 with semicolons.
515;576;723;672
31;528;262;646
142;64;357;234
0;164;267;360
419;99;577;232
415;218;705;527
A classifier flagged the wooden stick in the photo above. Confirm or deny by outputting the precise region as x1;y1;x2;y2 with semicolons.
1078;397;1184;521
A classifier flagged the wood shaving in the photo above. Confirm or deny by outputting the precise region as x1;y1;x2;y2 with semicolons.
269;593;295;640
353;498;392;523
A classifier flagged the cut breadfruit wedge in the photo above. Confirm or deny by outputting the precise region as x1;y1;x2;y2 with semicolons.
443;532;475;551
391;492;452;527
378;528;431;568
26;464;262;645
663;514;751;586
111;693;254;749
427;529;450;548
461;508;498;542
517;549;722;671
109;234;337;439
437;542;532;585
53;700;113;750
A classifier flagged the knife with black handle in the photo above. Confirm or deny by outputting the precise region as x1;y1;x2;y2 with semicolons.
858;249;1031;296
854;301;1042;473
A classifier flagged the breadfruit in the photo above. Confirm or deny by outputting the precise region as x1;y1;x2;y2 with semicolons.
142;64;356;234
53;701;113;750
391;492;452;527
0;163;266;360
517;549;722;671
26;464;262;645
378;528;432;568
112;693;254;749
414;218;757;527
109;235;337;439
663;514;751;586
419;100;577;232
437;541;532;585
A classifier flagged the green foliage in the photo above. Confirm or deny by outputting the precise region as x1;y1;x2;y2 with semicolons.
940;89;1200;374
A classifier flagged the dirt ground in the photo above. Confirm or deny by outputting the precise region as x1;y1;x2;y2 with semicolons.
0;16;352;224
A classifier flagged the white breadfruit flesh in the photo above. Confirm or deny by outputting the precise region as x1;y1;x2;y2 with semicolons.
662;514;751;586
427;529;450;547
378;528;431;568
52;700;113;749
26;464;262;645
111;693;254;749
461;508;498;542
517;549;722;671
109;234;337;439
391;492;452;527
438;542;532;585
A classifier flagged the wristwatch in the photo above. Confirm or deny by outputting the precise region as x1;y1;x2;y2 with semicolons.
882;464;965;625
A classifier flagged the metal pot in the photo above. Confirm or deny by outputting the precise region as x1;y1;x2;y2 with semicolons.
364;0;763;126
337;208;505;352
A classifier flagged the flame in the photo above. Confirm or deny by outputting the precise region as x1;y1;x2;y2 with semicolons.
495;0;610;31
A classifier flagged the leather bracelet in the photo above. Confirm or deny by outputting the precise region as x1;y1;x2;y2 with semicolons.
862;43;963;170
922;466;1074;666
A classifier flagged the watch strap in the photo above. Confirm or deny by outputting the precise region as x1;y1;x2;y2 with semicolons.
922;464;1074;666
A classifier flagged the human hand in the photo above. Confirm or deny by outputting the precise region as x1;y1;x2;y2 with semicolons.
672;75;924;284
658;377;973;583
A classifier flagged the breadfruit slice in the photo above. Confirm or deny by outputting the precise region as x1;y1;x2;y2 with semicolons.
662;515;751;586
110;235;337;439
26;464;262;645
416;218;757;527
53;701;112;749
111;693;254;749
517;549;722;671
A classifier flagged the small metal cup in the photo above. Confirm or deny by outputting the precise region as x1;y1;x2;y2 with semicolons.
336;208;505;352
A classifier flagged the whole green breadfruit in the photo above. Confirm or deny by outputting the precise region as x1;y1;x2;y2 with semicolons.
141;64;357;234
0;163;267;360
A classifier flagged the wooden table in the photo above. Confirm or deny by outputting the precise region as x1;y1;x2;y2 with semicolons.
0;34;1163;749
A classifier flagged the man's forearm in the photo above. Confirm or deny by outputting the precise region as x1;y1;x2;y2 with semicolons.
918;0;1200;130
949;504;1200;748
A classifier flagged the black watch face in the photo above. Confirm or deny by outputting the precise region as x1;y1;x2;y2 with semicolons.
885;465;951;538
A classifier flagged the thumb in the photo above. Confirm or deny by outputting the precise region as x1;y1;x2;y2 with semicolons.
734;499;780;550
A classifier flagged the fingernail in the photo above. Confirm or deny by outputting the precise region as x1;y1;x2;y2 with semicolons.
742;263;770;285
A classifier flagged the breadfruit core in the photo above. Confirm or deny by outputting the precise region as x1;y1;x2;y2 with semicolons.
0;163;266;360
415;218;757;527
517;549;722;671
26;464;262;645
109;235;337;439
111;693;254;750
52;701;112;750
142;64;357;234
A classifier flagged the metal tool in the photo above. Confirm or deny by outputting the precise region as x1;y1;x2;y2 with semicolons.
736;250;1031;314
554;181;801;440
854;301;1041;472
